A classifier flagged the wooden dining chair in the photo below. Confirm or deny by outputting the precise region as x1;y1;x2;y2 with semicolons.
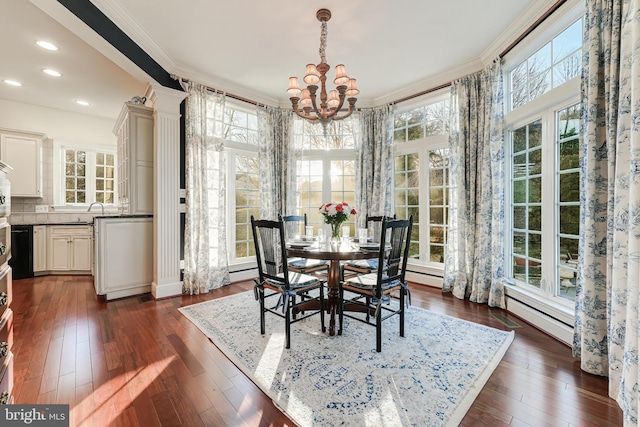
282;214;329;276
251;215;326;349
338;215;413;352
341;214;395;280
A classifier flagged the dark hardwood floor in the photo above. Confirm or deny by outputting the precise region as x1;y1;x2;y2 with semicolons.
9;275;622;426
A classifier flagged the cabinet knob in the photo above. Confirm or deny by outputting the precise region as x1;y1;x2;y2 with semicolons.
0;292;6;307
0;243;5;256
0;342;7;358
0;194;4;205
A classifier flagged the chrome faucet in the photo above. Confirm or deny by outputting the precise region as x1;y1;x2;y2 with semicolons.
87;201;105;215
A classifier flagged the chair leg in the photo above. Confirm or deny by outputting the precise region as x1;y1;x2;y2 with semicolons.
259;289;266;335
399;288;405;338
320;284;326;333
338;285;344;336
365;296;371;322
285;295;291;349
376;307;382;352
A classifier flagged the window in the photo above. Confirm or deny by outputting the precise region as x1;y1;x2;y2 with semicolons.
61;147;116;205
510;19;582;109
505;13;583;304
223;103;260;263
231;152;259;260
295;120;357;233
392;96;450;265
508;103;580;302
394;100;450;143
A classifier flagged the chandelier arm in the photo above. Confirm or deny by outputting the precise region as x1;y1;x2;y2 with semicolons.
328;98;358;120
307;86;323;120
316;85;347;120
290;97;320;121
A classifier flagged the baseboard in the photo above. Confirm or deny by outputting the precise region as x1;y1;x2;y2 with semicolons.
506;298;573;346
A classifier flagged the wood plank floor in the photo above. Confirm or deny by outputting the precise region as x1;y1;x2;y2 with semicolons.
9;275;622;426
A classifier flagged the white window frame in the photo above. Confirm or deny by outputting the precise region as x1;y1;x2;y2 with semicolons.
392;90;450;276
226;143;259;265
502;2;584;330
223;100;260;266
297;148;357;229
52;141;118;212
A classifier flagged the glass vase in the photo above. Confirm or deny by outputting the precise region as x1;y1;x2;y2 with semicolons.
330;223;343;245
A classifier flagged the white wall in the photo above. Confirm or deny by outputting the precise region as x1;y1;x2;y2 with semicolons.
0;99;116;146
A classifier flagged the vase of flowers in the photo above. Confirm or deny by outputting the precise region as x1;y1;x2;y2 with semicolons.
319;201;357;244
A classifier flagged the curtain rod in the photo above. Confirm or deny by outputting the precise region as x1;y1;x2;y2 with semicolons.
174;76;262;107
392;0;569;106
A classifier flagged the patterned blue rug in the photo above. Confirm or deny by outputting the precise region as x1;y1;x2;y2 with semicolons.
179;291;514;427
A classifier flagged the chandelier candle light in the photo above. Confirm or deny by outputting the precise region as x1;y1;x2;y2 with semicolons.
286;9;359;133
319;201;357;243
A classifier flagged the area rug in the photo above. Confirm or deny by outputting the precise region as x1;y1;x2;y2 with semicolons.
179;291;514;427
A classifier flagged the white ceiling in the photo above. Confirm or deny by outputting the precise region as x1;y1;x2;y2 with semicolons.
1;0;554;121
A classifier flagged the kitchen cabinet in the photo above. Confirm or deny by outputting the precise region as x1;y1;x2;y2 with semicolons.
47;225;92;273
94;216;152;300
113;103;153;215
33;225;47;274
0;160;13;405
0;129;44;198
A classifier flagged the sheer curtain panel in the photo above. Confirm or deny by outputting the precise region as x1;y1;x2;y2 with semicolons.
182;82;230;294
444;60;506;308
355;105;394;224
257;107;297;219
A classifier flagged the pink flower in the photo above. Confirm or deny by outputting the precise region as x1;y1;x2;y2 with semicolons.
335;204;344;213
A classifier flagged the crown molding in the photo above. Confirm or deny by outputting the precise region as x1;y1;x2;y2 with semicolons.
373;59;483;107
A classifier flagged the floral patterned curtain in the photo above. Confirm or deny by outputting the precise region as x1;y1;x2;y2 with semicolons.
575;1;640;424
182;82;230;294
257;106;297;219
355;105;394;225
444;59;506;308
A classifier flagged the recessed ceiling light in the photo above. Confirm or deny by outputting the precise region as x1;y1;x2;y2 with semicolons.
43;69;62;77
75;100;90;106
3;80;22;87
36;40;58;51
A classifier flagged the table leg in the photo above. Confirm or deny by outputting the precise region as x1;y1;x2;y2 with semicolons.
327;259;341;336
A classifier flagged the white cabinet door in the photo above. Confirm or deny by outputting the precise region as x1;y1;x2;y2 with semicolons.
47;225;93;273
114;103;153;214
33;225;47;273
70;235;92;271
49;235;71;271
0;130;44;197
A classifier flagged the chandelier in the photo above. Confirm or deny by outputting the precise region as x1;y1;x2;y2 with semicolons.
286;9;359;130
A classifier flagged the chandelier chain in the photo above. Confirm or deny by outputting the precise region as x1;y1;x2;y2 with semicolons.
319;20;327;64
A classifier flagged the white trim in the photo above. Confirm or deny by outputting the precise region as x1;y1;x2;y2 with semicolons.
506;295;573;346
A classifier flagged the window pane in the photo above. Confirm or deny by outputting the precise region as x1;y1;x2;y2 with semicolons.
234;154;259;260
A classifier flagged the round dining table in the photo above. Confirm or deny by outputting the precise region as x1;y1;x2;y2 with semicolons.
287;240;379;336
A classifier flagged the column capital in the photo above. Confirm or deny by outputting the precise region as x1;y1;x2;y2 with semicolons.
147;84;187;116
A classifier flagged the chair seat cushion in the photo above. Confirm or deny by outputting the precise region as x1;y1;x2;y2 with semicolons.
344;259;381;270
267;272;320;289
288;257;328;269
345;272;399;290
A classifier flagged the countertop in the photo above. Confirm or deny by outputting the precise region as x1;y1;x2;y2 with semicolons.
93;214;153;219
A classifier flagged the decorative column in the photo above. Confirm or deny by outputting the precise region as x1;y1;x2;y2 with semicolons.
147;84;187;299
